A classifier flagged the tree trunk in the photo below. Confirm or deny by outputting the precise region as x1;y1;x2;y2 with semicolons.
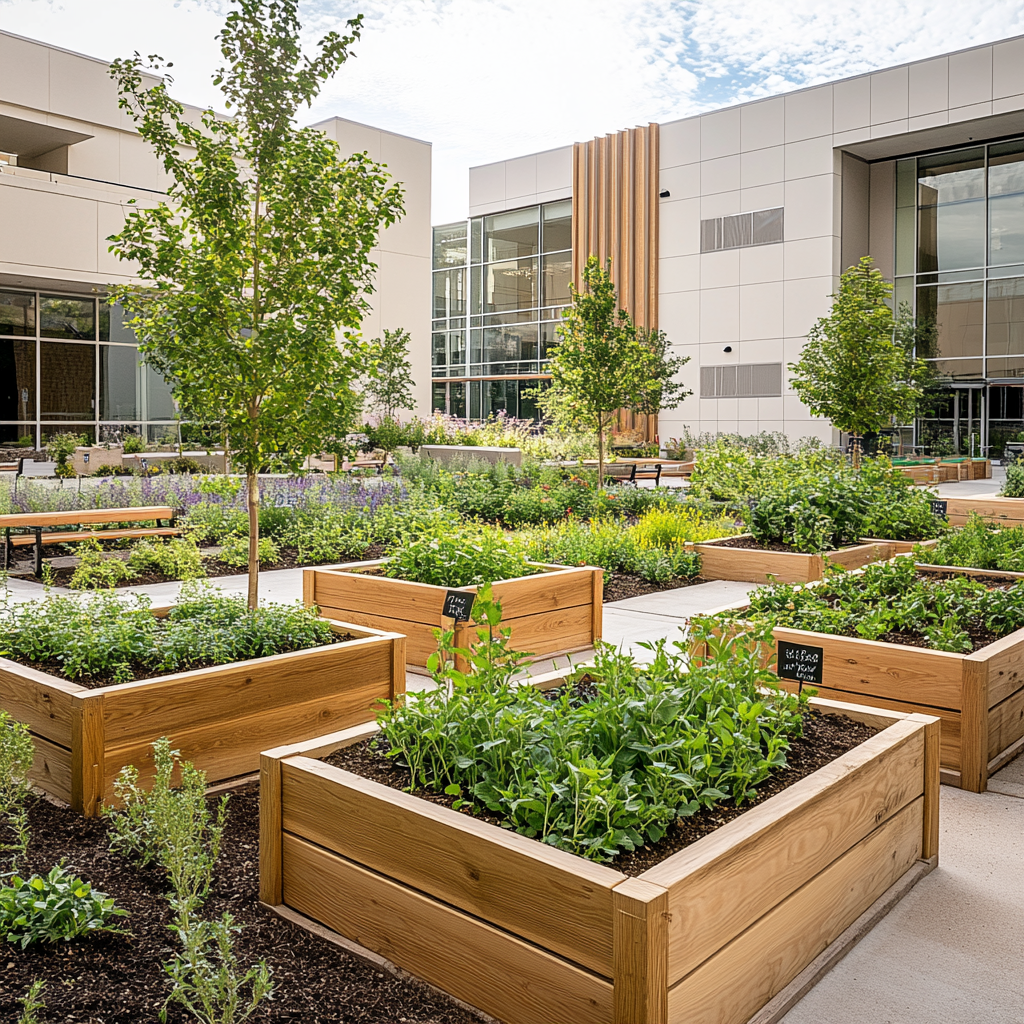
851;435;862;471
246;470;260;610
597;419;606;490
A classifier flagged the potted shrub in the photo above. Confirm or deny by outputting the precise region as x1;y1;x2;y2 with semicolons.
0;586;405;815
703;556;1024;792
261;604;939;1024
305;525;602;671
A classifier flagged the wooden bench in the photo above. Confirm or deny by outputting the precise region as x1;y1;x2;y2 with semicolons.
607;460;663;486
1;506;179;576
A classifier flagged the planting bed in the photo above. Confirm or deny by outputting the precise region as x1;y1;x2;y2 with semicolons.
0;784;479;1024
694;534;891;584
1;609;404;815
261;686;939;1024
708;564;1024;792
305;559;602;671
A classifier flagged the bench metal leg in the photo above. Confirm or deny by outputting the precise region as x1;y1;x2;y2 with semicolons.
35;527;43;577
3;527;9;571
654;464;662;487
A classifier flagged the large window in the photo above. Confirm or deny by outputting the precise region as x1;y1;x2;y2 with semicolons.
0;288;176;447
431;199;570;418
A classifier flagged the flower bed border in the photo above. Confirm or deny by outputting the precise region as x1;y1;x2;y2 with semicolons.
1;608;404;816
703;562;1024;792
693;534;893;585
303;560;602;672
260;675;939;1024
944;495;1024;527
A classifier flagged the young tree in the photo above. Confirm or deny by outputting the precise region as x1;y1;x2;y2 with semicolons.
364;327;415;420
107;0;403;609
789;257;928;467
533;255;690;487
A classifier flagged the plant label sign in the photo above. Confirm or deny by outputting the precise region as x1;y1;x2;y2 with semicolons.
442;590;475;622
777;641;823;689
930;499;948;519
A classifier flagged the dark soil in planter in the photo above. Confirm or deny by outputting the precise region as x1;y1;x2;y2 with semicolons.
323;709;878;876
0;787;480;1024
602;572;704;603
708;536;834;554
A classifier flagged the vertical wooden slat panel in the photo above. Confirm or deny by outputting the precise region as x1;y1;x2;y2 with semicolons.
571;124;662;441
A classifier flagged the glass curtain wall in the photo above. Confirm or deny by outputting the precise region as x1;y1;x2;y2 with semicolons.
430;199;570;419
0;288;177;447
896;138;1024;454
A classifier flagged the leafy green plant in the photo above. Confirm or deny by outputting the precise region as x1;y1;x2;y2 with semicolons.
1000;462;1024;498
723;557;1024;653
0;863;129;948
384;524;534;588
69;538;137;590
16;980;46;1024
1;586;335;683
631;506;737;548
17;436;34;449
377;608;806;862
44;432;85;472
218;533;280;568
0;713;34;869
129;536;208;581
122;433;146;454
916;514;1024;573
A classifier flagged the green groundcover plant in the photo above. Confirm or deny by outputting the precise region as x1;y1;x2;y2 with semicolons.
0;584;335;683
376;593;808;862
719;557;1024;654
916;514;1024;573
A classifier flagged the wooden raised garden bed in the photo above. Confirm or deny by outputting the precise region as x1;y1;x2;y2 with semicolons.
304;560;602;672
693;534;893;585
2;611;405;816
944;495;1024;528
260;687;939;1024
706;564;1024;793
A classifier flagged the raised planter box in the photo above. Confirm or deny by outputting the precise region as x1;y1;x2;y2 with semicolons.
304;560;602;672
420;444;522;466
704;564;1024;792
944;495;1024;528
2;612;404;816
122;450;229;473
694;534;892;585
260;687;939;1024
71;446;124;475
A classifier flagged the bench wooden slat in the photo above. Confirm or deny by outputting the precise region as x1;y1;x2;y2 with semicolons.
0;506;175;529
7;527;180;548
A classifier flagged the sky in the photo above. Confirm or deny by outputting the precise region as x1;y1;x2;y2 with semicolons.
3;0;1024;222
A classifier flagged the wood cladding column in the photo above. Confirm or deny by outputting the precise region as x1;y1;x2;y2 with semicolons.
572;125;660;439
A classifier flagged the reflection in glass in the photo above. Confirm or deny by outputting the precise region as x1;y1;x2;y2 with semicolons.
449;381;466;418
431;330;446;368
0;340;35;421
100;345;140;420
144;363;176;421
541;321;562;360
0;290;35;337
431;382;446;413
483;208;539;262
432;222;468;269
986;357;1024;378
542;200;572;253
542;252;572;307
989;140;1024;195
895;206;915;276
471;219;483;264
433;268;466;319
448;330;466;369
917;283;983;358
925;358;984;380
896;158;916;209
986;278;1024;356
484;258;538;313
98;303;139;345
40;295;95;340
41;341;95;419
918;200;985;272
917;149;984;204
990;194;1024;267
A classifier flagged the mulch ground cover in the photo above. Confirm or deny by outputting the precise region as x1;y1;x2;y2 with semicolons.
324;708;878;877
0;786;482;1024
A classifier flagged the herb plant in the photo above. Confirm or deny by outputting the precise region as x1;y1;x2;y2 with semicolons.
0;713;34;869
1;585;336;683
723;557;1024;653
383;525;534;588
68;538;136;590
128;536;208;581
0;863;129;948
916;514;1024;572
16;980;46;1024
377;610;807;862
217;533;280;568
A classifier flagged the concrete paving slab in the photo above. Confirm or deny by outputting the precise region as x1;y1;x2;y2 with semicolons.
779;787;1024;1024
987;750;1024;799
608;579;758;619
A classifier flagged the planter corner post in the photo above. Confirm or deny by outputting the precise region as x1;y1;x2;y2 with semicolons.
612;877;670;1024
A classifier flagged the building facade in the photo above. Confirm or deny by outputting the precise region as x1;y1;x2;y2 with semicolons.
0;30;432;448
438;35;1024;454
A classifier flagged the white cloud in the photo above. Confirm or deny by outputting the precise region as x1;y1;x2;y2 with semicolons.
2;0;1024;221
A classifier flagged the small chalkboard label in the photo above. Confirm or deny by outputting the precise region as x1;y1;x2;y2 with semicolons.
442;590;474;622
778;641;823;691
930;499;948;518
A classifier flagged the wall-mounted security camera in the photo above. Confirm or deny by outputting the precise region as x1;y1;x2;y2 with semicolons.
659;189;670;198
723;345;733;353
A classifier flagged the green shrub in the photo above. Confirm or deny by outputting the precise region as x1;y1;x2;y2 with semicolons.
631;506;738;548
218;533;281;567
0;713;34;868
0;586;336;683
384;525;534;588
0;863;129;948
43;431;85;470
16;436;34;449
378;606;806;862
723;557;1024;653
69;538;136;590
128;536;207;581
183;502;249;543
1001;462;1024;497
16;980;46;1024
122;433;146;454
916;514;1024;573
